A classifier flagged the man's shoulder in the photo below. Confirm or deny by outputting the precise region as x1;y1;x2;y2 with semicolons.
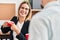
31;6;60;20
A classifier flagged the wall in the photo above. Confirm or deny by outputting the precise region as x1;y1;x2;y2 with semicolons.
32;0;42;9
0;0;23;20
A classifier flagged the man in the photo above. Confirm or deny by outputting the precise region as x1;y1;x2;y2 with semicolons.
29;0;60;40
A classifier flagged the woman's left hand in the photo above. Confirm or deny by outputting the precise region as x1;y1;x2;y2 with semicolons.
11;24;21;35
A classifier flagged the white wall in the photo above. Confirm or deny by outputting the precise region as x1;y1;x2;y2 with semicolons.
0;0;24;16
33;0;42;9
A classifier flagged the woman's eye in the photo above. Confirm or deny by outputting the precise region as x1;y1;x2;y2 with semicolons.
21;7;29;10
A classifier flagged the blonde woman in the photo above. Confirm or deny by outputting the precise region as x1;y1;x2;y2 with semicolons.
1;1;32;40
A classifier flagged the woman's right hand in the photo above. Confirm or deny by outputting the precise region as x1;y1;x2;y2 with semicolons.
2;21;14;28
2;21;20;35
2;22;8;28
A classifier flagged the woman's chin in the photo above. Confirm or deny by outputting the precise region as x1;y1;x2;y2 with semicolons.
19;14;26;17
20;15;26;17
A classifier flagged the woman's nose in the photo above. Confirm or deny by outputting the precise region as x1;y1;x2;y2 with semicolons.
22;9;26;12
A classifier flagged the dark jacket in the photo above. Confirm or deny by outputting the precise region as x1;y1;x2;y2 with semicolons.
1;16;30;40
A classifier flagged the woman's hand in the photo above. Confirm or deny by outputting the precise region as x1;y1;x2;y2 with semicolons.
11;24;20;35
2;21;14;27
2;21;20;35
2;22;8;28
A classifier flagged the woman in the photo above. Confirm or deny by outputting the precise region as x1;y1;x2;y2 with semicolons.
1;1;32;40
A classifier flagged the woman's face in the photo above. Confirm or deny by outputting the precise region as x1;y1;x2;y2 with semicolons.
19;3;29;17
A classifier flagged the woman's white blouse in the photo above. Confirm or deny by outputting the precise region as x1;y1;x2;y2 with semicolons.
13;21;24;40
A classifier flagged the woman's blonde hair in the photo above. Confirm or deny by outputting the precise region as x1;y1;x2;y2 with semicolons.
18;1;32;20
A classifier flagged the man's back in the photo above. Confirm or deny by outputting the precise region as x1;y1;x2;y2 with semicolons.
29;1;60;40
